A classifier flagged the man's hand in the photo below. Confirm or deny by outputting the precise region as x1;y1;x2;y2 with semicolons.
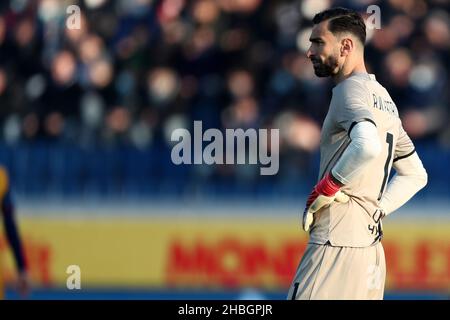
303;173;350;231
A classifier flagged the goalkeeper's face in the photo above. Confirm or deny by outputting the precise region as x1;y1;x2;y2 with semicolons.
306;22;340;78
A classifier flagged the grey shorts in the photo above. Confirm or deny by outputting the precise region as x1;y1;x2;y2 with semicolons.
287;241;386;300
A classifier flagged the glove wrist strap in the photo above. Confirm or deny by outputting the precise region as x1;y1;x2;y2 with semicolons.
317;173;342;197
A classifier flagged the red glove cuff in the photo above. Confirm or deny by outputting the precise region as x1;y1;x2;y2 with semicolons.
315;173;342;197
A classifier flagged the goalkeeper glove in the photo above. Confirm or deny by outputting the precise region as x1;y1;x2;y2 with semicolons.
303;172;349;232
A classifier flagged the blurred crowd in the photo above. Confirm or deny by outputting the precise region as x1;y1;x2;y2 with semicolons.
0;0;449;197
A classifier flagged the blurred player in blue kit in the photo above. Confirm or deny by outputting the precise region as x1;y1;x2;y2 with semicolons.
0;165;30;299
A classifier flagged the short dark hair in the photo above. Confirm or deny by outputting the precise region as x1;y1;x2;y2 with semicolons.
312;7;366;45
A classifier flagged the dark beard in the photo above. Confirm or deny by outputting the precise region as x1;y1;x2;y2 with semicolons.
312;55;339;77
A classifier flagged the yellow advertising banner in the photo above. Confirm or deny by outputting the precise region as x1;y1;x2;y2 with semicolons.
1;216;450;291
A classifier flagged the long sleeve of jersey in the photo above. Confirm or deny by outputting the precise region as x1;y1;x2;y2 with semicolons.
331;121;381;185
379;152;427;216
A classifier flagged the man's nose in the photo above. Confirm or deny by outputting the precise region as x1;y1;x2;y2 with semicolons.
306;48;313;59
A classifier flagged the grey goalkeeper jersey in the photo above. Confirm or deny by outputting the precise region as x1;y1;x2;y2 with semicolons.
309;73;416;247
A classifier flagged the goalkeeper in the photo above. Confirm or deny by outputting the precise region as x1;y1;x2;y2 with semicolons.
288;8;427;300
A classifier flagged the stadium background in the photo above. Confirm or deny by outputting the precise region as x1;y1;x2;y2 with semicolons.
0;0;449;299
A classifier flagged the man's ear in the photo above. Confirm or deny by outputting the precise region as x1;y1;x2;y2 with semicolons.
340;37;354;56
